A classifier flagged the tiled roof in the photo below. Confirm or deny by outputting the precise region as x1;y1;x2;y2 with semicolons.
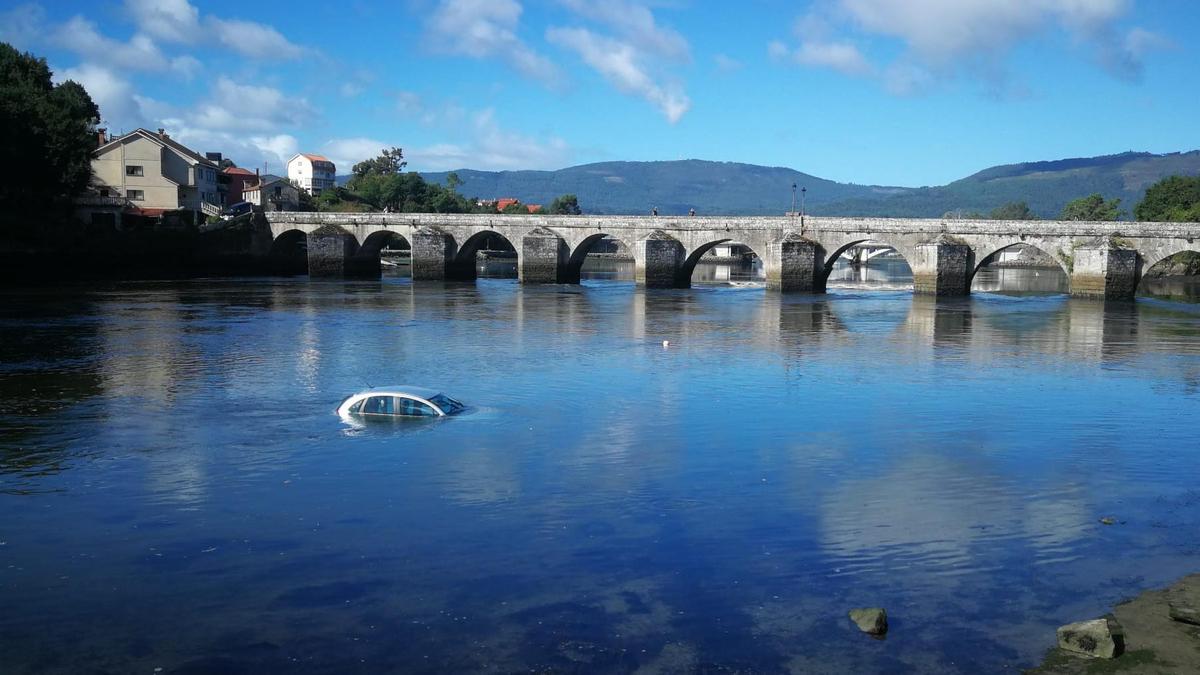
224;167;256;176
98;128;217;167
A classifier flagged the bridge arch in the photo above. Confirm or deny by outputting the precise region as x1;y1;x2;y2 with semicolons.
566;232;634;283
680;238;764;286
269;229;309;275
449;229;517;281
820;238;914;292
1139;245;1200;277
970;242;1070;295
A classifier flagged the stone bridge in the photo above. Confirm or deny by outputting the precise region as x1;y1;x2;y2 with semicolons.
264;212;1200;300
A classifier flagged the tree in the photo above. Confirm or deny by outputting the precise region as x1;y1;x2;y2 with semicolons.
0;43;99;233
1059;193;1122;221
1135;175;1200;222
989;201;1038;220
351;147;406;178
446;172;462;192
548;194;582;215
287;179;318;212
219;158;238;170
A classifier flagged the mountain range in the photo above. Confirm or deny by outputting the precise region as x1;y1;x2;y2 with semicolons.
405;150;1200;219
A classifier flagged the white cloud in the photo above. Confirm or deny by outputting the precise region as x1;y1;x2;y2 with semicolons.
320;138;393;173
426;0;559;84
713;54;743;74
206;17;304;60
187;78;315;133
58;64;147;129
556;0;690;61
125;0;303;60
0;4;46;50
125;0;200;44
547;27;689;124
380;104;571;172
774;0;1164;91
54;16;168;71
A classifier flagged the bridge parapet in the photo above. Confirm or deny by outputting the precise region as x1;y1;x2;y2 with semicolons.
265;212;1200;299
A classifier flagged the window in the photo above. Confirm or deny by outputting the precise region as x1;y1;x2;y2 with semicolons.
128;189;144;201
126;165;144;176
398;398;437;417
361;396;394;415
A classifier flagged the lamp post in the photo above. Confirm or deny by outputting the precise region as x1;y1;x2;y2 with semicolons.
801;186;807;225
790;182;797;216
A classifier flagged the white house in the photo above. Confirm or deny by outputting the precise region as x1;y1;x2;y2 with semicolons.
243;174;300;212
287;153;336;195
90;128;221;219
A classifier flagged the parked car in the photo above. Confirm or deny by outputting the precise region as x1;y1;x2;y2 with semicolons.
223;201;253;217
337;386;465;419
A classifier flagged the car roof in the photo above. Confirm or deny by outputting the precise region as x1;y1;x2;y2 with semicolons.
357;385;444;399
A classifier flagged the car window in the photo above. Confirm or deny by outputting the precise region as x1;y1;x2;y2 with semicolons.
348;399;365;413
428;394;462;413
398;397;438;416
362;396;393;415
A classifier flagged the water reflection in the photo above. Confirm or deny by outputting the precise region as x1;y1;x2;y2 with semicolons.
3;278;1200;673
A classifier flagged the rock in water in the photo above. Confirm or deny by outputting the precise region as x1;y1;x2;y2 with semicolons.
1167;584;1200;625
848;608;888;636
1056;617;1124;659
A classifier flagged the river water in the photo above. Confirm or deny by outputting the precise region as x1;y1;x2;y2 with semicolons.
3;259;1200;674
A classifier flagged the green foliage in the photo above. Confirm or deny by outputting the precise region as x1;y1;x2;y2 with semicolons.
0;43;100;233
218;158;237;170
1059;193;1122;221
501;201;527;214
352;147;407;178
326;148;486;214
548;194;582;215
1134;175;1200;222
287;179;318;212
989;201;1038;220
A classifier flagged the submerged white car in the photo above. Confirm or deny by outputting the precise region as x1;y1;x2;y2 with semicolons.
337;386;465;419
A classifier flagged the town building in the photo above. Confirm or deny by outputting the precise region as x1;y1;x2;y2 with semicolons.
223;167;257;205
89;128;222;222
243;174;300;212
287;154;336;195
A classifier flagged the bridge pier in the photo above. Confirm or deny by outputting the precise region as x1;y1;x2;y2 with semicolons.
765;234;823;292
635;233;687;288
520;230;571;284
307;226;372;278
1070;241;1139;300
911;239;973;296
411;229;456;281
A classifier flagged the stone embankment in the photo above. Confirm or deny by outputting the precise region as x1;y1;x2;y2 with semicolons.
1028;574;1200;674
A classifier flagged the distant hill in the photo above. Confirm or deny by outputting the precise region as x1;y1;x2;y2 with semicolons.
336;151;1200;218
415;160;908;216
821;151;1200;218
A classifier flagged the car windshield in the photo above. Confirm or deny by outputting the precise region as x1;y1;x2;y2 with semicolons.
427;394;463;413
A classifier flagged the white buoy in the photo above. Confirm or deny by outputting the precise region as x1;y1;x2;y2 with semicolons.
662;340;670;348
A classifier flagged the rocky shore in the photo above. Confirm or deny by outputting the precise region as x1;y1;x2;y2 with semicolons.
1027;573;1200;674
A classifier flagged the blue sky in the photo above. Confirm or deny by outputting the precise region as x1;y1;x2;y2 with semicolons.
2;0;1196;186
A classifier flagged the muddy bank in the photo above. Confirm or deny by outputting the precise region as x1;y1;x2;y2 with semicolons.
1027;573;1200;674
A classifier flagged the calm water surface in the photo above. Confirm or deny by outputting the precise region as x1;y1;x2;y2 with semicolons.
3;260;1200;674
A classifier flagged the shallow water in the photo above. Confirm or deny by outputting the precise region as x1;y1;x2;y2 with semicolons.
2;262;1200;674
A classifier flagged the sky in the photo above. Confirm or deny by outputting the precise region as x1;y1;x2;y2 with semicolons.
1;0;1196;186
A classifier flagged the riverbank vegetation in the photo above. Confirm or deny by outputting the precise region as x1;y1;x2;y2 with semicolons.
312;147;582;216
0;44;99;238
